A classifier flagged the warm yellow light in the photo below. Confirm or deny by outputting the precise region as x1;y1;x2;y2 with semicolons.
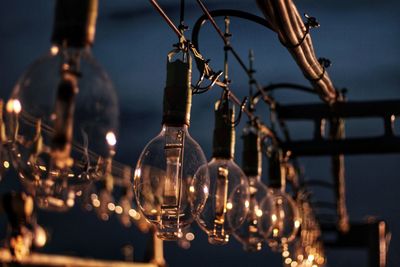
294;220;301;228
50;45;59;55
106;131;117;146
245;200;250;208
185;232;195;241
6;99;22;114
290;261;298;267
93;199;100;207
255;208;263;217
107;203;116;211
38;165;47;171
282;250;290;258
203;186;209;195
115;205;123;214
271;214;277;222
272;228;279;237
34;226;47;248
128;209;137;217
226;202;233;210
308;254;315;262
284;258;292;265
66;198;75;207
150;209;158;214
189;185;195;193
3;161;9;169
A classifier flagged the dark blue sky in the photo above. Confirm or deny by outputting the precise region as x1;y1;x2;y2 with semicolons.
0;0;399;266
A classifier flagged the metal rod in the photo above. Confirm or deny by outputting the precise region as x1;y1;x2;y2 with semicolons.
147;1;277;139
195;0;227;44
191;5;275;105
149;0;184;40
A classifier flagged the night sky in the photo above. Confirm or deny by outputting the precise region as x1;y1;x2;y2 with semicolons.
0;0;399;266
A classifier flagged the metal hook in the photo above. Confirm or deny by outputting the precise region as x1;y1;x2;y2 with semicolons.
233;96;248;127
192;70;223;94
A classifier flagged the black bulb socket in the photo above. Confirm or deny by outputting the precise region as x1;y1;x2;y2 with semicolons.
51;0;98;48
212;97;235;159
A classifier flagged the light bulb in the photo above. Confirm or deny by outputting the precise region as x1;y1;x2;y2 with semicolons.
259;188;300;250
33;225;47;248
233;123;268;251
5;0;118;211
194;97;250;245
134;49;208;240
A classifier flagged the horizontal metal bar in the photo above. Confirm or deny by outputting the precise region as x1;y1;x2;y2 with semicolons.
281;136;400;155
0;249;157;267
276;100;400;120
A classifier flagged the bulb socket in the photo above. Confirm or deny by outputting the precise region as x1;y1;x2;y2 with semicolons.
242;125;261;177
212;97;235;159
268;148;286;189
162;55;192;126
51;0;98;47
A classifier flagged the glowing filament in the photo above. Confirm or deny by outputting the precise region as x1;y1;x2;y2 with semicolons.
215;166;229;224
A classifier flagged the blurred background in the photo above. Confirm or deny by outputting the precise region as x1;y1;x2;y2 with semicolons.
0;0;399;266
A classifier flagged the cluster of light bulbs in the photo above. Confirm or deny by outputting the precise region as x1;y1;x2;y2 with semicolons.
0;0;327;265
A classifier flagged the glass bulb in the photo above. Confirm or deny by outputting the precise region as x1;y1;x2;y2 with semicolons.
259;188;301;250
233;176;269;251
6;46;118;211
134;125;208;240
194;158;249;245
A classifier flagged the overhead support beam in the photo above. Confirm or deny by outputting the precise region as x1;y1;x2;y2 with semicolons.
322;220;390;267
282;136;400;156
276;100;400;120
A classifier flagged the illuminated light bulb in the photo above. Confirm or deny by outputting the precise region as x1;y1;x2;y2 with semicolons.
5;0;118;211
194;96;249;245
260;188;300;250
33;225;47;248
134;49;208;240
259;149;300;251
233;123;268;251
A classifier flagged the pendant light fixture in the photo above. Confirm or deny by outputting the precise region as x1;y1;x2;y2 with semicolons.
259;148;301;250
194;94;250;245
134;47;209;241
233;122;270;251
6;0;119;211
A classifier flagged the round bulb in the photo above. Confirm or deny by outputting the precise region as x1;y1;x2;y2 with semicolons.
194;158;249;245
233;176;269;251
259;188;300;250
6;46;118;211
134;125;208;240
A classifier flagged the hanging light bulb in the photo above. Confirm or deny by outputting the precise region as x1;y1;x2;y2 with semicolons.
233;122;269;251
259;148;301;250
194;95;250;245
5;0;118;211
134;48;209;241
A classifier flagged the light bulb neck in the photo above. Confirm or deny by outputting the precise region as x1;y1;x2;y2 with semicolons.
162;52;192;127
51;0;98;48
242;124;261;177
212;97;235;159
